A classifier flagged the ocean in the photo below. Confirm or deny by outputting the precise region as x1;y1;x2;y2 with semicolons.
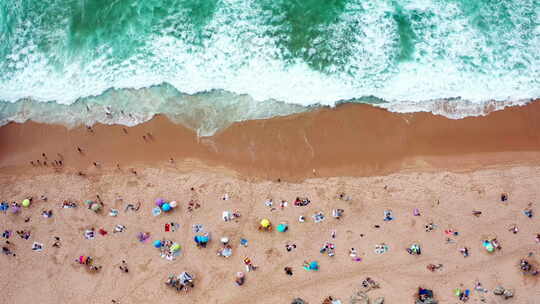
0;0;539;135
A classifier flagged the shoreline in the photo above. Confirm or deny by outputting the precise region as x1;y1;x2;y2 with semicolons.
1;100;540;181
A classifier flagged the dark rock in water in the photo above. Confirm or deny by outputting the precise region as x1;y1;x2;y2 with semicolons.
493;286;505;295
291;298;306;304
373;297;385;304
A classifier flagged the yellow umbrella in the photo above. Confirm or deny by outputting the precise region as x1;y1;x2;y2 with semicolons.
260;219;270;228
22;199;30;208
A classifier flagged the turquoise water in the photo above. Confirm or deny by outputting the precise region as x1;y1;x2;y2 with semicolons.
0;0;539;135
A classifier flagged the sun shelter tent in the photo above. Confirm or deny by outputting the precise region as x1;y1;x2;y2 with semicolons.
223;211;233;221
166;272;194;291
179;272;194;288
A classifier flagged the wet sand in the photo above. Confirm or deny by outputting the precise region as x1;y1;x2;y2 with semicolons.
1;101;540;303
1;101;540;180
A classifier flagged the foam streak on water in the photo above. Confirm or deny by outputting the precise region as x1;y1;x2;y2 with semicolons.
0;0;539;135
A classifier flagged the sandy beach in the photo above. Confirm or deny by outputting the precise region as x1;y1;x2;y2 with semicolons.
1;102;540;303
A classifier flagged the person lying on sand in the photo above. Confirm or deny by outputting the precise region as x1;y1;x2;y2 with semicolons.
119;260;129;273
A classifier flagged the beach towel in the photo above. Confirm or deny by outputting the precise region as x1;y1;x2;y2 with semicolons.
152;207;161;216
222;211;232;221
192;224;203;233
374;244;389;254
483;240;494;252
79;256;88;264
114;225;126;233
383;210;394;221
221;247;232;257
313;212;325;223
137;232;150;243
32;242;43;252
84;230;95;240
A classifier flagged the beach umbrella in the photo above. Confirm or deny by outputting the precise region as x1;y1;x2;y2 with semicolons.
90;203;100;211
153;240;163;248
236;272;244;278
169;201;178;208
309;261;319;271
220;237;229;244
170;243;181;252
277;224;288;232
152;207;161;216
22;199;30;208
155;198;165;207
162;203;171;212
260;219;270;228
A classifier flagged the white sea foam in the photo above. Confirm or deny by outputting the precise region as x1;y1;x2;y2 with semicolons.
0;0;538;134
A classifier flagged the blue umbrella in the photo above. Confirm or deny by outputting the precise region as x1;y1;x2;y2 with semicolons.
277;224;288;232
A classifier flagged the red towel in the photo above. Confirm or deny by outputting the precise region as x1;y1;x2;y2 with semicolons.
99;228;108;236
165;223;170;232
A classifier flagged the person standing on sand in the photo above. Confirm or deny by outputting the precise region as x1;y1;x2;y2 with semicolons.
52;237;61;248
284;267;293;276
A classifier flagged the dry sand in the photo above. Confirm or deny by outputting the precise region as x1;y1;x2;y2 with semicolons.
1;102;540;303
0;165;539;303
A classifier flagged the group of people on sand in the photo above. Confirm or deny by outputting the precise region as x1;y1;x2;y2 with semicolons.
2;182;539;304
29;153;64;168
